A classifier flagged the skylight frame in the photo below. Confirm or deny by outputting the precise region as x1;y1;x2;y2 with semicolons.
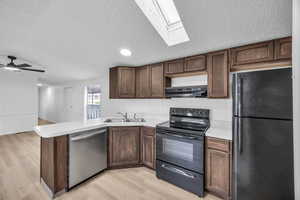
135;0;190;46
152;0;181;28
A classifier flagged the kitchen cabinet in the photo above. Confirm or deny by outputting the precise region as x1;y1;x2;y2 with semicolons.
109;67;136;98
230;41;274;67
108;127;140;167
275;37;292;60
184;55;206;72
150;63;170;98
230;38;292;72
141;127;156;169
40;136;68;197
136;66;151;98
205;137;232;200
207;50;229;98
165;59;184;75
135;63;170;98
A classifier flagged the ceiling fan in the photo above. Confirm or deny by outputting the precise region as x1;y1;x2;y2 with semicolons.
0;56;45;73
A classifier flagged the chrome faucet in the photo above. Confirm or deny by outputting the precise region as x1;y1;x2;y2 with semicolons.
117;112;129;122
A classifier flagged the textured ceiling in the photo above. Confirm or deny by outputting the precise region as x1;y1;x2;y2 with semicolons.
0;0;292;84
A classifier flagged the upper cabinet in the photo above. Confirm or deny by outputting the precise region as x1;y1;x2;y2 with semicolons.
230;37;292;72
165;59;184;75
136;66;151;98
135;63;170;98
230;41;274;70
110;67;136;98
150;63;170;98
207;50;229;98
164;56;207;76
275;37;292;60
184;55;206;72
109;36;292;99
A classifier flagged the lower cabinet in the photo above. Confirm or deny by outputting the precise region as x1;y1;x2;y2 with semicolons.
108;127;141;167
141;127;156;169
205;137;232;200
40;136;68;196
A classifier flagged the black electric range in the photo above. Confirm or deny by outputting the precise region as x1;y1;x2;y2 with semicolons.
156;107;210;197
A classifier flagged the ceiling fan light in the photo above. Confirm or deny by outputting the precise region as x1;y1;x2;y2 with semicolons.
3;66;20;71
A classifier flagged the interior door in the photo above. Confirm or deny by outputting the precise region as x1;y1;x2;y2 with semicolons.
233;117;294;200
64;87;74;122
233;68;293;119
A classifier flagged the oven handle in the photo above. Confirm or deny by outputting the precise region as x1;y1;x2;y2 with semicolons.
161;164;195;179
157;132;201;141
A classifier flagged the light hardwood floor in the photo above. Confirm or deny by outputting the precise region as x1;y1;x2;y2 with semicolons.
0;121;221;200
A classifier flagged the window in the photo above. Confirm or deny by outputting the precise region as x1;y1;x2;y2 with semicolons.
135;0;189;46
86;86;101;120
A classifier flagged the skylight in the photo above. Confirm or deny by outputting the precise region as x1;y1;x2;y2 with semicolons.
135;0;190;46
154;0;180;26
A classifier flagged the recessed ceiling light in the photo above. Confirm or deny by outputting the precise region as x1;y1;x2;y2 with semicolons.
37;83;43;87
120;49;132;57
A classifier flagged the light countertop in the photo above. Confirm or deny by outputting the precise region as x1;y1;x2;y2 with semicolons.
34;118;166;138
35;118;232;140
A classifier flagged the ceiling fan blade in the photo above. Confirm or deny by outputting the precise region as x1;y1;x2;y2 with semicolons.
16;63;32;68
19;68;45;73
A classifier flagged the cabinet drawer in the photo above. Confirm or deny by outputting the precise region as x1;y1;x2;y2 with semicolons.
142;127;155;136
206;137;230;152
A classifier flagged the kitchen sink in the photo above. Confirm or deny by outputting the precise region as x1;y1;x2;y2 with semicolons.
104;118;145;123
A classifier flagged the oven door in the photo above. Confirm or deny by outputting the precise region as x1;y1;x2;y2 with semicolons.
156;128;204;173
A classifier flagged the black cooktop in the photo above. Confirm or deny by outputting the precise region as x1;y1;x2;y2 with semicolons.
157;121;208;136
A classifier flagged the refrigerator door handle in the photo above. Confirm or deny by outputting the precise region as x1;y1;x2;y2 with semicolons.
238;117;243;153
237;78;243;116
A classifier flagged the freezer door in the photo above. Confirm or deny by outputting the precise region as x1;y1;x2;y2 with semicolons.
233;117;294;200
233;68;293;119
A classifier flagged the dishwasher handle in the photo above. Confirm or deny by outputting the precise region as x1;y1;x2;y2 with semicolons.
71;129;107;141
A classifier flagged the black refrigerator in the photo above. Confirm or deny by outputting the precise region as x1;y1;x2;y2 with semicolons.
232;68;294;200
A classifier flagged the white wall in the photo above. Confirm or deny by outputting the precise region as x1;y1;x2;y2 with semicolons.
293;0;300;198
0;71;38;135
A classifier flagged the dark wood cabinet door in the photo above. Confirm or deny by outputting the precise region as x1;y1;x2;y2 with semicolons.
109;67;118;99
40;136;68;194
165;59;184;75
150;63;166;98
230;41;274;69
109;127;140;167
205;148;231;200
118;68;136;98
275;37;292;60
184;55;206;72
207;50;229;98
141;127;155;169
205;137;232;200
136;66;151;98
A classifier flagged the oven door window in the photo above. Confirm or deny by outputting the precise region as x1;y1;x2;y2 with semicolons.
163;139;193;162
156;132;204;173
